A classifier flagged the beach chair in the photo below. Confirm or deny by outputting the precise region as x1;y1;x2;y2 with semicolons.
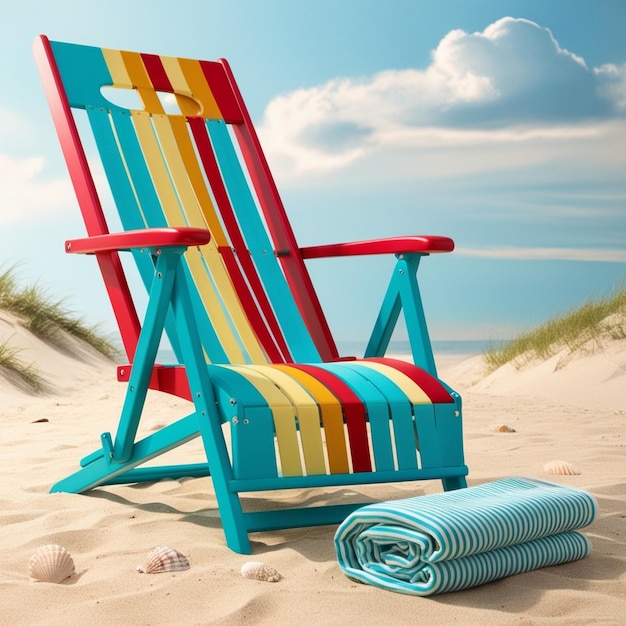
33;35;468;553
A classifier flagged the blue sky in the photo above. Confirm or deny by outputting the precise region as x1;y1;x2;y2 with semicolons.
1;0;625;346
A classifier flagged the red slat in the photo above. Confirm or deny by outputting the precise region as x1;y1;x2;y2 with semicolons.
189;116;293;362
140;53;173;91
199;60;243;123
220;59;339;361
218;246;286;363
287;364;372;472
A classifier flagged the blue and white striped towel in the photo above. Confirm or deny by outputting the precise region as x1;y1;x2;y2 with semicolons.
334;477;597;596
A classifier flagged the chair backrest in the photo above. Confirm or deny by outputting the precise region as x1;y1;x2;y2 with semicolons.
34;36;340;365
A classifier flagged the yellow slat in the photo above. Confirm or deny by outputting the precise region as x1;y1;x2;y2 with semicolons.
102;48;133;88
105;49;268;364
131;111;248;362
274;365;350;474
120;50;164;113
158;55;203;117
228;366;302;477
149;114;267;363
251;365;326;475
167;116;229;246
176;57;222;119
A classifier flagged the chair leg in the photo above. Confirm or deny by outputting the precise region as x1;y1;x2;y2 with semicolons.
169;269;253;553
442;475;467;491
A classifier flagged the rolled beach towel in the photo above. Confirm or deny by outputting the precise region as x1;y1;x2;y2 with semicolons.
334;477;597;596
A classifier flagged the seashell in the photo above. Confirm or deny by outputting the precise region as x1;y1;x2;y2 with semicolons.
543;460;581;476
240;561;282;582
136;545;190;574
490;423;516;433
29;544;75;583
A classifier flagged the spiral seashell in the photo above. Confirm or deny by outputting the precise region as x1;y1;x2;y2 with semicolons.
29;544;75;583
490;423;516;433
136;546;190;574
543;460;581;476
240;561;282;582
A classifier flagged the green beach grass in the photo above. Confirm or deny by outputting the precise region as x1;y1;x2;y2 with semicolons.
484;283;626;372
0;267;119;392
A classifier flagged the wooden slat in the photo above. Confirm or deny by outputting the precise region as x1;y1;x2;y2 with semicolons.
352;361;432;404
320;363;398;472
241;365;326;475
331;363;419;470
366;358;454;403
287;364;372;473
130;111;247;362
189;117;292;362
101;48;133;88
178;57;224;120
221;58;339;360
227;366;302;477
120;50;164;113
138;54;285;363
198;60;243;122
274;365;350;474
208;119;321;362
150;113;267;363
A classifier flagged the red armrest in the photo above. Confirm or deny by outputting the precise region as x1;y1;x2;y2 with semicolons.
65;227;211;254
299;235;454;259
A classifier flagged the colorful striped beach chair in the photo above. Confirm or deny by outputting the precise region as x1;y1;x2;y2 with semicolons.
34;36;468;554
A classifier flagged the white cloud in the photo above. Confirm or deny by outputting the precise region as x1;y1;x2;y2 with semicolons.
258;17;626;176
594;62;626;111
0;154;74;225
455;247;626;263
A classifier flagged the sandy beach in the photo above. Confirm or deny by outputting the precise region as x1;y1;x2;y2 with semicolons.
0;310;624;625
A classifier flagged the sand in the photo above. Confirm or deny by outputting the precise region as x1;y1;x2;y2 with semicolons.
1;310;624;625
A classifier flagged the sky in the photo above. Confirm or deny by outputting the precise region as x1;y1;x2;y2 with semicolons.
1;0;625;347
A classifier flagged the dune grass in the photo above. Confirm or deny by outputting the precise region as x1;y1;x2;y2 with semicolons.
0;267;119;391
0;341;45;392
484;283;626;372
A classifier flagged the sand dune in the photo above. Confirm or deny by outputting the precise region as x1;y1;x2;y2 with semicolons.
0;313;624;625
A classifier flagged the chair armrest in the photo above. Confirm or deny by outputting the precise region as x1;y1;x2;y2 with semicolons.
299;235;454;259
65;227;211;254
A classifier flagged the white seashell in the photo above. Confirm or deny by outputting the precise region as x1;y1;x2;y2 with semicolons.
240;561;282;582
136;546;190;574
29;544;75;583
490;423;516;433
543;460;581;476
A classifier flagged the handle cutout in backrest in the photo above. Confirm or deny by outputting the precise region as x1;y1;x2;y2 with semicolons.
100;85;202;116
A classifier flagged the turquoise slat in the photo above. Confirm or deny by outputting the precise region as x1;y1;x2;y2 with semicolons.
90;106;228;363
105;109;225;362
85;106;184;359
206;119;321;362
336;363;422;470
318;363;395;472
50;41;114;110
335;477;597;596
